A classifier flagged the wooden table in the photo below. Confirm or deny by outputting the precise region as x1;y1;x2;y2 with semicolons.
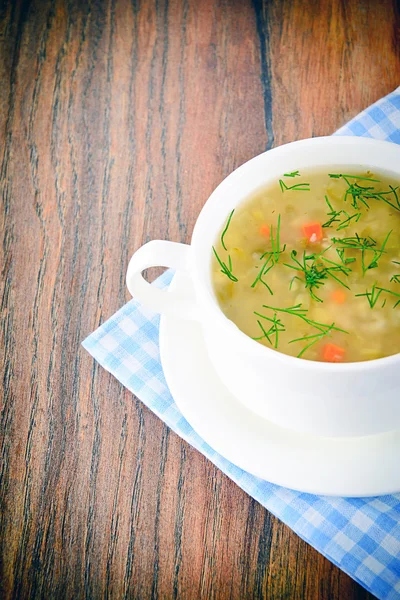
1;1;399;598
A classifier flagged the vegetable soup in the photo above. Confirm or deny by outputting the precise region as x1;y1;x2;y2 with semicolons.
211;169;400;362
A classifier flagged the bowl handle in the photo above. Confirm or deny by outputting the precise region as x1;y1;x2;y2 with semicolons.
126;241;198;320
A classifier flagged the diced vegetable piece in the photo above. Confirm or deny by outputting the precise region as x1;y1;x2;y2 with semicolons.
331;289;346;304
303;222;323;243
322;343;345;362
260;224;270;237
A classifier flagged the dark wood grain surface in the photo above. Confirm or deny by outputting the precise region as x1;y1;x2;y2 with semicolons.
1;0;399;598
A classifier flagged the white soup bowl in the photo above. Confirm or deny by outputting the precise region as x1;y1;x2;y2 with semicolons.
126;136;400;438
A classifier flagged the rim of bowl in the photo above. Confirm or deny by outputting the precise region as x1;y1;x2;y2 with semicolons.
191;136;400;372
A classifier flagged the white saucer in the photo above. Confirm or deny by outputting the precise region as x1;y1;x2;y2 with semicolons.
159;272;400;497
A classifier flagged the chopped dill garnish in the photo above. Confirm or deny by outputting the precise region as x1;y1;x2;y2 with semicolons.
328;173;381;183
221;209;235;251
343;179;374;210
318;254;352;287
260;304;348;334
322;195;361;231
270;214;286;262
391;261;400;285
279;180;310;192
284;248;350;302
252;314;285;348
356;283;400;309
289;323;337;358
336;211;361;231
327;173;400;212
251;254;274;294
332;231;392;275
336;248;356;265
322;195;342;228
255;303;348;356
332;174;400;211
285;251;327;302
213;209;238;282
260;303;307;319
377;287;400;309
212;246;238;282
283;171;300;178
251;215;287;291
385;185;400;211
332;234;376;250
360;184;400;211
252;319;272;345
355;282;385;308
324;195;335;212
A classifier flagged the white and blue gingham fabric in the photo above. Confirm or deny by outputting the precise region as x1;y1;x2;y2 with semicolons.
83;87;400;600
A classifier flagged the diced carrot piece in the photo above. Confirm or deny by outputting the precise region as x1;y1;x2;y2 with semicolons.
303;222;323;242
260;224;270;237
331;289;347;304
323;343;345;363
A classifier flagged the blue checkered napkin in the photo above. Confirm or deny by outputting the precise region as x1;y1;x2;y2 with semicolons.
334;88;400;143
83;87;400;600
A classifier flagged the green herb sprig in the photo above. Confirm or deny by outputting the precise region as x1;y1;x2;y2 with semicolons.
354;184;400;212
289;324;337;358
285;251;327;302
283;171;300;178
322;195;361;231
328;174;381;183
332;231;392;275
212;209;238;282
356;282;400;309
336;248;356;266
221;209;235;251
284;248;350;302
260;304;348;335
337;212;362;231
344;180;375;210
390;261;400;284
252;315;285;348
212;247;238;282
269;214;286;262
251;254;274;293
355;282;385;308
254;303;348;357
328;174;400;212
318;254;352;287
322;196;342;228
382;287;400;308
251;215;286;291
279;180;310;192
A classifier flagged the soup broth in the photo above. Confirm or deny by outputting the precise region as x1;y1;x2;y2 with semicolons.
211;168;400;362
